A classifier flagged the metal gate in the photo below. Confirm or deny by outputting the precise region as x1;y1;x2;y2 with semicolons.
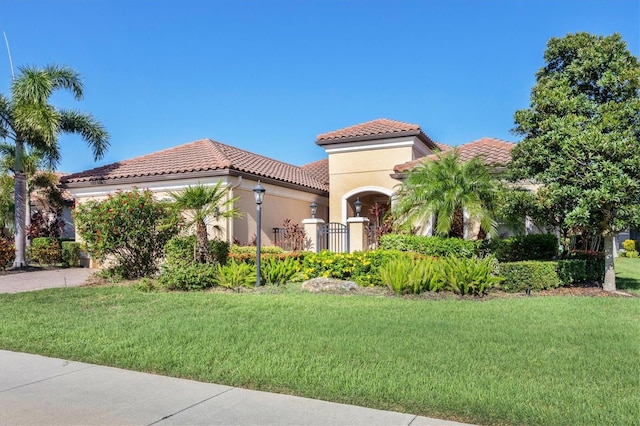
318;222;349;253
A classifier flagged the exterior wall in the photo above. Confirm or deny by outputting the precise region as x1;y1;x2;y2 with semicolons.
66;176;328;248
325;136;432;223
231;179;328;246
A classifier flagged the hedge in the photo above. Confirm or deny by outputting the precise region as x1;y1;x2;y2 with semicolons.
483;234;558;262
379;234;478;258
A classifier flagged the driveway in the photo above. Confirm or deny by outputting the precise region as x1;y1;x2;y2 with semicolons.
0;268;94;293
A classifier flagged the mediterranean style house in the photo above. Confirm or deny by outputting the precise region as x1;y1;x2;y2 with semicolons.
60;118;516;250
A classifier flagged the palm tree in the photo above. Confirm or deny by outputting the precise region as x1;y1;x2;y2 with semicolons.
170;182;241;263
0;65;109;267
392;150;498;239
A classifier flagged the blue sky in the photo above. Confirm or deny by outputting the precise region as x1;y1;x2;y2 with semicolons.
0;0;638;173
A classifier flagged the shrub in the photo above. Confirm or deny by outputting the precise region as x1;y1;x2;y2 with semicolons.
484;234;558;262
164;236;230;267
228;245;284;263
622;239;638;252
379;256;444;295
500;261;561;292
379;234;478;258
441;256;504;296
74;188;182;279
158;263;218;290
215;260;256;290
28;237;63;265
624;250;639;258
164;235;197;267
261;256;302;285
568;251;605;283
556;259;587;285
301;250;420;287
210;239;230;265
0;239;14;269
61;242;83;267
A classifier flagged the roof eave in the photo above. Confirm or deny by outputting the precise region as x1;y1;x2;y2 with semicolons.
316;129;436;148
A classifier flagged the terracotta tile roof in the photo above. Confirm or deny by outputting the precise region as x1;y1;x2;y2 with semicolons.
301;158;329;187
61;139;329;192
393;137;515;173
316;118;437;149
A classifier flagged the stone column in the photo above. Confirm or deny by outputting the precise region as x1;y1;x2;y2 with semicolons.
302;218;325;253
347;217;370;253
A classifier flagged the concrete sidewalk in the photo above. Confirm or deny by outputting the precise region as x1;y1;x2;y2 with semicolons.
0;351;471;426
0;267;93;293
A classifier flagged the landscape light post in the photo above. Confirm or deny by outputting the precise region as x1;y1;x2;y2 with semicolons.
310;202;317;218
253;181;266;287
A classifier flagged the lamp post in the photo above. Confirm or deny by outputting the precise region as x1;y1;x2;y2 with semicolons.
310;202;317;219
354;197;362;217
253;180;266;287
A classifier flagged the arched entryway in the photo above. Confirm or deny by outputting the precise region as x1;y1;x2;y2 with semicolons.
341;187;393;226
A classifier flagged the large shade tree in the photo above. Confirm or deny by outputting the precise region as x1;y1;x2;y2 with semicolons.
0;65;109;267
170;182;240;263
510;32;640;291
392;150;499;239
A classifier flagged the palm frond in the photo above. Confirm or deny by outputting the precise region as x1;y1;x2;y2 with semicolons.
58;109;109;161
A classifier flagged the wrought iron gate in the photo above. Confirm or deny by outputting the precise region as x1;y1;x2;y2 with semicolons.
318;222;349;253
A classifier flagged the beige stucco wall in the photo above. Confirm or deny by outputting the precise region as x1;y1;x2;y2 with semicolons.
67;175;328;248
325;136;432;223
231;180;327;246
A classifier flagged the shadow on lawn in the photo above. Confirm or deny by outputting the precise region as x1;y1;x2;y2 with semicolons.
617;275;640;291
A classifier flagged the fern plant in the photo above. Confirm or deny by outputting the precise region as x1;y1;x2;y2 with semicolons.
379;256;444;295
441;256;503;296
261;256;301;285
215;260;256;291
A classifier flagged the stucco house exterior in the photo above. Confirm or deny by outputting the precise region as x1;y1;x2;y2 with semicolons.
60;118;516;249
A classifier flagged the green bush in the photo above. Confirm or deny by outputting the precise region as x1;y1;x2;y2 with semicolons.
441;256;504;296
483;234;558;262
624;250;639;258
228;245;284;263
210;239;230;265
74;188;182;279
379;234;478;258
379;256;444;295
568;251;605;283
164;236;230;267
261;256;301;285
61;242;83;267
215;260;256;290
556;259;587;285
158;263;218;290
28;237;63;265
0;239;15;269
500;261;562;292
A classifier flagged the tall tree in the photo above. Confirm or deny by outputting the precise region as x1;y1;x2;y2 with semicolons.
511;32;640;291
392;150;499;239
0;65;109;267
170;182;240;263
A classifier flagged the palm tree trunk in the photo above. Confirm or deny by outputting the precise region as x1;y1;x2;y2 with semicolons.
195;220;212;263
13;139;27;268
602;234;616;292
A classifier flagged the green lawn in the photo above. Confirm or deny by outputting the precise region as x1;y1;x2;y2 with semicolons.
1;285;638;425
616;256;640;294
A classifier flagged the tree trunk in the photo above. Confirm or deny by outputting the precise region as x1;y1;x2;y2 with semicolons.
602;234;616;292
195;220;212;263
13;139;27;268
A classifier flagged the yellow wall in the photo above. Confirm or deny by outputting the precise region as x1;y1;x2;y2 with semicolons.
327;144;419;223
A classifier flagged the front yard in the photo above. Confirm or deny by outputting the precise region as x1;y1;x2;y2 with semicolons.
1;283;638;425
616;256;640;294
